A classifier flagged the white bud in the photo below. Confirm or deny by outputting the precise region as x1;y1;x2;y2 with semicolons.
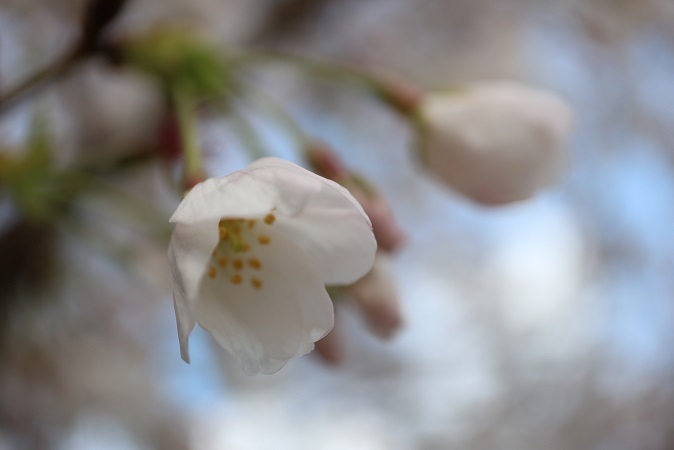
420;81;573;205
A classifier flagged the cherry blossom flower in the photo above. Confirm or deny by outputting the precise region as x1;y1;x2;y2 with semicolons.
419;81;573;205
168;157;376;374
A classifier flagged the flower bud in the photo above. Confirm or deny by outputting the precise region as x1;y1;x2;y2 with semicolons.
342;175;406;252
419;81;573;205
348;254;403;340
305;141;348;181
314;315;345;366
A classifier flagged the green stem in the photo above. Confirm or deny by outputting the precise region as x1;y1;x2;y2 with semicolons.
172;87;204;185
410;109;429;164
233;50;385;95
233;49;424;122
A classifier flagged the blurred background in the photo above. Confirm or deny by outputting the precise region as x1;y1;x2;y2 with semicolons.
1;0;674;449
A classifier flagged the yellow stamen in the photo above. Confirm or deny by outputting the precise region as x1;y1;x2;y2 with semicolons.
233;259;244;270
219;227;228;240
264;213;276;225
208;267;217;279
218;257;228;268
218;218;257;252
231;274;243;285
248;258;261;270
258;234;271;245
251;277;263;290
231;239;249;253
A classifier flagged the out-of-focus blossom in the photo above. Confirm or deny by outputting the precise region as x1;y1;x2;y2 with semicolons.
121;26;231;100
307;142;406;252
168;157;376;374
348;253;403;340
418;81;573;205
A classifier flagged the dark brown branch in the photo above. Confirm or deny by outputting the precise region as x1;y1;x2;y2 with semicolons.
247;0;335;46
0;48;82;115
0;0;129;114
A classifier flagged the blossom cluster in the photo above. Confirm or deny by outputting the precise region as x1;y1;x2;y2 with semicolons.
168;80;573;374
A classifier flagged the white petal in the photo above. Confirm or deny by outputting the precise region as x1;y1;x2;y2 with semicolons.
250;159;376;284
170;159;322;225
251;157;371;223
194;228;334;375
168;220;218;362
172;292;195;363
172;158;376;285
275;180;377;285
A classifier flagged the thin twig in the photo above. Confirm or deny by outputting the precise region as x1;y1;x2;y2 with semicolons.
233;50;383;93
0;47;83;115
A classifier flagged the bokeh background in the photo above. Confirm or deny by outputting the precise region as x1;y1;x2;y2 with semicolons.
1;0;674;449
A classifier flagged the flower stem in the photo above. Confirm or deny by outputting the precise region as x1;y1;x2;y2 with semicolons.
234;50;384;94
233;50;423;117
172;87;204;188
0;0;130;115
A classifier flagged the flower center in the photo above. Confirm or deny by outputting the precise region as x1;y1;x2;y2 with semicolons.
206;213;276;289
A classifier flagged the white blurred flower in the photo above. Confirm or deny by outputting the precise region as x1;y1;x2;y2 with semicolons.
419;81;573;205
168;158;376;374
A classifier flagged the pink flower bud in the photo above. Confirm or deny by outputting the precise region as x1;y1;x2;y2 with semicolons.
348;254;403;340
305;141;348;181
314;316;345;366
343;176;406;253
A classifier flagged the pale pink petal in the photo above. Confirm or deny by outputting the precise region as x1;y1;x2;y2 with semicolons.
170;160;322;226
275;181;377;285
248;158;377;285
193;227;334;375
250;157;371;224
168;220;218;362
